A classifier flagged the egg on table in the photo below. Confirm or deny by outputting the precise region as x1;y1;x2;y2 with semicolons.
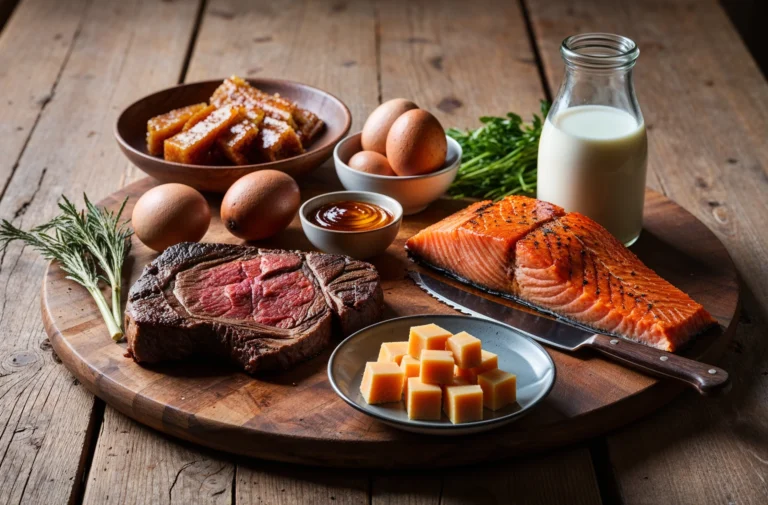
132;183;211;252
347;151;396;176
386;109;447;176
221;170;301;241
361;98;418;155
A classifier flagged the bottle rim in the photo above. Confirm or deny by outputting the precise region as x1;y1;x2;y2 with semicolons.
561;33;639;69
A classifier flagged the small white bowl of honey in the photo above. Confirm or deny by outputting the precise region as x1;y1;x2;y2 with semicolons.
300;191;403;259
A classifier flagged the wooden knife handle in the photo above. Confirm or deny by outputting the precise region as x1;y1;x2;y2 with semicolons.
588;334;730;396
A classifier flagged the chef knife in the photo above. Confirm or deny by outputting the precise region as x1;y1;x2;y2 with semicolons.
409;271;729;396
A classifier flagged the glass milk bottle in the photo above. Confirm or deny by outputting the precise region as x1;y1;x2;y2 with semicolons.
537;33;647;246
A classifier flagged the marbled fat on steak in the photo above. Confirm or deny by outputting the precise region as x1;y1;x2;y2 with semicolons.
124;243;383;373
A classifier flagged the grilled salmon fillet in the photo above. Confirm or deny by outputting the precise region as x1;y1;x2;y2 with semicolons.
406;196;715;351
405;198;564;292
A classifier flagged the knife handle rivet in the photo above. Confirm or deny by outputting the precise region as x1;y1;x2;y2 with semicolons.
660;356;669;362
708;369;717;375
610;339;619;345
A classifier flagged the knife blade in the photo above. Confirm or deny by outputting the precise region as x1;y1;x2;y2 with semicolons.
409;271;730;396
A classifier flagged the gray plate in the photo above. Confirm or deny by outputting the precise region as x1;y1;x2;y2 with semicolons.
328;315;556;435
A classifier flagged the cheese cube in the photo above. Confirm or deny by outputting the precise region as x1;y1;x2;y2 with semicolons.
359;362;404;404
446;331;482;369
377;342;409;365
455;350;499;384
442;377;471;411
408;324;452;359
400;355;421;395
478;369;517;411
419;350;455;385
443;384;484;424
406;378;442;420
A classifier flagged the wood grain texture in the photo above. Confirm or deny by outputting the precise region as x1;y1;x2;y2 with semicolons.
371;446;602;505
378;0;544;129
527;0;768;502
42;177;738;468
440;447;601;505
371;473;441;505
82;408;233;505
0;0;87;193
0;0;203;504
236;462;368;505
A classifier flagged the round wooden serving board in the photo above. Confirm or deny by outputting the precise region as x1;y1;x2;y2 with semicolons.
42;178;739;468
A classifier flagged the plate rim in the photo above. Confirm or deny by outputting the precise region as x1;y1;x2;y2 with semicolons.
327;314;557;432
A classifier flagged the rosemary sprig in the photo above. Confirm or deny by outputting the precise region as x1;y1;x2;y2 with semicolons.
57;196;132;329
0;195;132;341
447;100;550;200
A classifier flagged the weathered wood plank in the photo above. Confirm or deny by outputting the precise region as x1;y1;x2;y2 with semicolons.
0;0;204;504
443;447;602;505
378;0;545;129
0;0;87;194
528;0;768;503
371;473;441;505
371;447;602;505
83;409;233;505
236;462;368;505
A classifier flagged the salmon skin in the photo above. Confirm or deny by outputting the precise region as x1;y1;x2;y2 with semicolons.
405;195;715;352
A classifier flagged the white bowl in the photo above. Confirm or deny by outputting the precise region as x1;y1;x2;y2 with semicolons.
299;191;403;259
333;132;462;215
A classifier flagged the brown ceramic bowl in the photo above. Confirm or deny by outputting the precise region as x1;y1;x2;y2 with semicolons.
115;78;351;193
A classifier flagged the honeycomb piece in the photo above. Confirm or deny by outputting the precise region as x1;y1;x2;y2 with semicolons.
254;117;304;162
294;107;324;144
244;106;266;124
164;105;244;164
216;118;260;165
211;76;296;128
146;102;208;156
182;104;216;131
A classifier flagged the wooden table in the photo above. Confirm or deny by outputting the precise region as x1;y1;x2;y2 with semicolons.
0;0;766;503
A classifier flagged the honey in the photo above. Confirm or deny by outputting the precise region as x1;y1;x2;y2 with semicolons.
309;201;394;232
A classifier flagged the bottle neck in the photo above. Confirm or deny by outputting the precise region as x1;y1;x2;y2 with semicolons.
549;33;643;125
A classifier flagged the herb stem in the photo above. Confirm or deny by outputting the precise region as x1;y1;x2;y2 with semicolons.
88;284;123;340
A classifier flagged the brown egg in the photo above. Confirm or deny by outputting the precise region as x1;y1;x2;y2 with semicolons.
221;170;300;240
386;109;447;176
361;98;419;155
347;151;396;176
132;183;210;252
